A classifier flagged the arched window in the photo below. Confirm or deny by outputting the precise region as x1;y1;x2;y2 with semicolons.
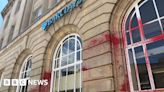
123;0;164;91
17;56;32;92
51;34;82;92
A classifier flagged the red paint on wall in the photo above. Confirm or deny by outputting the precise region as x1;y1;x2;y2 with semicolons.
105;32;120;47
40;71;51;92
29;71;51;92
84;31;120;49
120;74;130;92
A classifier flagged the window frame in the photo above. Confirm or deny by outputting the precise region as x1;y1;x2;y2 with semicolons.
8;25;15;43
15;0;22;14
31;6;43;23
122;0;164;91
16;55;32;92
50;34;82;92
49;0;61;9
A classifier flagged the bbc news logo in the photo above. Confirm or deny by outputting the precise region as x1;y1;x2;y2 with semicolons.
0;79;48;87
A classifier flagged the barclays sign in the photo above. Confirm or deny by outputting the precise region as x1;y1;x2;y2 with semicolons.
41;0;84;30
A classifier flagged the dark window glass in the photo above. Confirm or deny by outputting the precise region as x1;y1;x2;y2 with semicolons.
131;14;138;28
126;8;135;30
161;19;164;31
139;0;157;24
77;41;81;50
132;29;141;43
68;66;74;75
134;46;151;90
143;21;161;39
77;51;81;61
126;32;131;45
155;0;164;17
128;49;138;90
147;40;164;88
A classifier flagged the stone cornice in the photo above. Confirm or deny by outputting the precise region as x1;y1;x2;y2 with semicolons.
1;0;15;18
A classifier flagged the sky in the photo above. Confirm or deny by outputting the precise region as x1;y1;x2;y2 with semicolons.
0;0;8;27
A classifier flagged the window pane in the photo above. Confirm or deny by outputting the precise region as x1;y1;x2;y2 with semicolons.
61;56;67;66
126;32;131;45
68;53;75;64
126;8;135;30
139;0;157;24
61;68;66;76
26;71;30;78
161;19;164;31
143;21;161;39
77;41;81;51
77;36;82;48
27;59;32;69
53;71;59;92
76;51;81;61
131;14;138;28
68;66;74;75
69;39;75;53
132;29;141;43
134;46;151;90
155;0;164;17
128;49;138;90
147;40;164;88
60;69;67;91
62;40;69;56
76;64;81;89
67;66;75;91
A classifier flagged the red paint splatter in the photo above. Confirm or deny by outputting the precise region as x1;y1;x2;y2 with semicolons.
40;71;51;92
120;74;130;92
82;66;88;71
84;31;120;49
29;71;51;92
105;32;120;47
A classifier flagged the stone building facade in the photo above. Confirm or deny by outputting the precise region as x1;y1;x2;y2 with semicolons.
0;0;164;92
